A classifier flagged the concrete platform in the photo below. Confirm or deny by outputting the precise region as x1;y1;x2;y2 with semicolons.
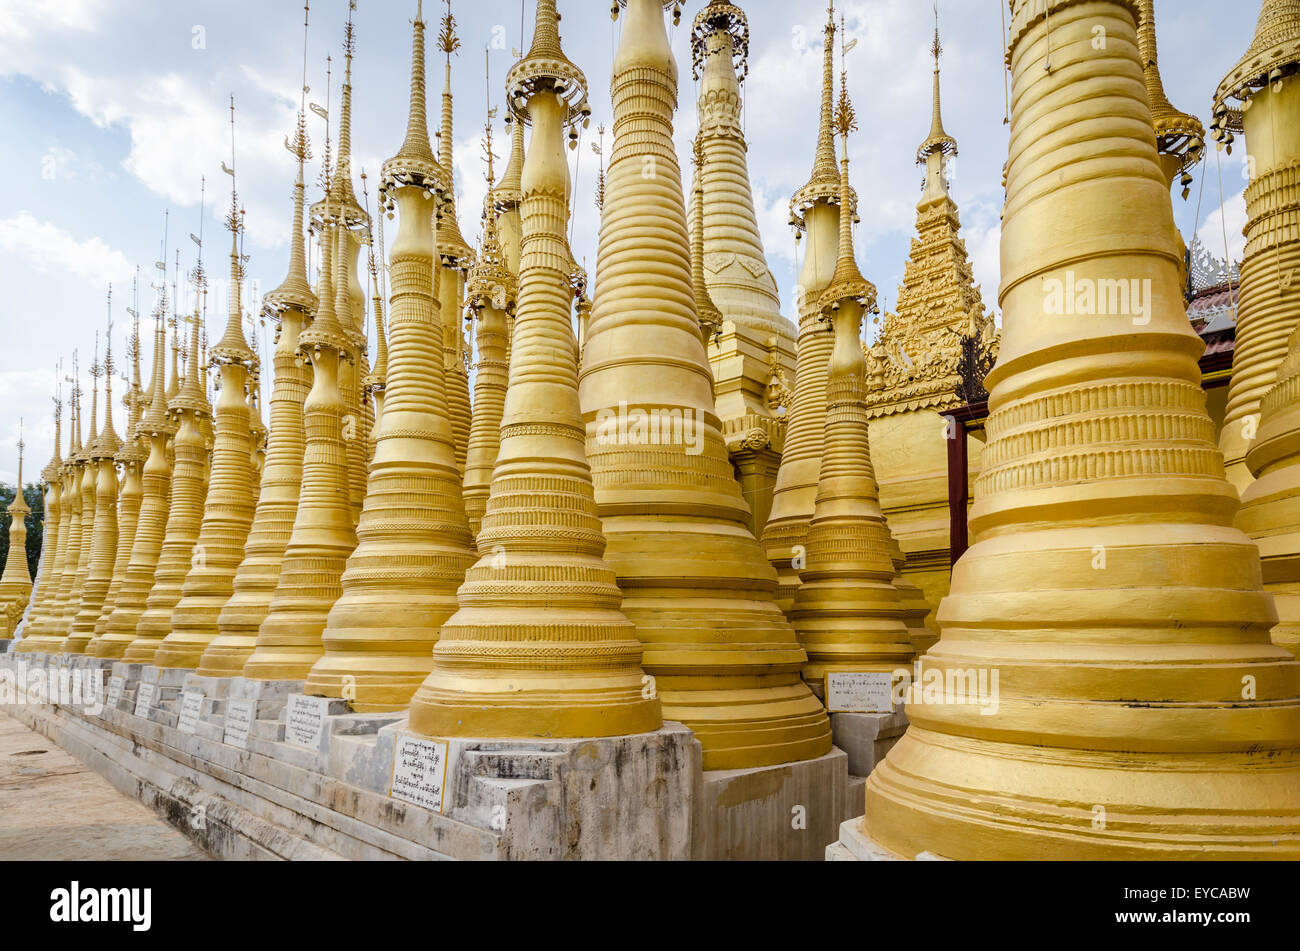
0;710;208;861
830;709;908;778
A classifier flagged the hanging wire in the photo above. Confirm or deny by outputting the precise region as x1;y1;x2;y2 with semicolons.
1213;143;1238;319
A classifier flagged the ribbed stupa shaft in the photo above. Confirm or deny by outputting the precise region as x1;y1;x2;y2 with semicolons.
93;459;140;645
16;464;72;652
64;451;117;653
1240;319;1300;657
409;2;660;740
125;311;210;663
1218;44;1300;488
93;318;176;659
305;1;474;709
58;377;99;648
860;0;1300;860
462;294;511;538
16;455;58;647
243;223;357;681
579;0;830;770
0;463;32;638
694;17;786;337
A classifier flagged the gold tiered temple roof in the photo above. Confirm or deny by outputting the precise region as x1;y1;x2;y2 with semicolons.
864;21;994;418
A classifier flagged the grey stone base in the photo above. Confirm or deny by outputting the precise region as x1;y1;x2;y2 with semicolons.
826;817;952;861
3;650;862;861
691;748;861;861
830;709;908;778
329;718;695;860
141;665;192;688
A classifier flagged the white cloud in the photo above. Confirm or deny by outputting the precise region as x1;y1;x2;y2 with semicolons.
0;0;101;42
0;212;133;287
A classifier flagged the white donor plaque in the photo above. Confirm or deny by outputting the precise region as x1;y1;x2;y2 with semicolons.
105;676;125;710
223;698;255;750
134;681;157;718
177;691;204;734
826;671;896;714
390;733;450;814
284;694;331;750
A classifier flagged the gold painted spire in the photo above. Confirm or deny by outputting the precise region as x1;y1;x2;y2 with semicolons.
436;0;473;266
434;1;473;474
94;290;121;459
388;0;441;182
1215;0;1300;115
268;3;317;315
819;74;875;314
1136;0;1203;196
124;231;215;663
791;2;849;228
60;332;104;651
95;299;148;646
917;17;956;166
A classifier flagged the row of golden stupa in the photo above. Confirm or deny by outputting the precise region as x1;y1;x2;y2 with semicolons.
4;0;1300;859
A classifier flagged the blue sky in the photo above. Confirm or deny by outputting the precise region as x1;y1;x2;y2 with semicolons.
0;0;1252;482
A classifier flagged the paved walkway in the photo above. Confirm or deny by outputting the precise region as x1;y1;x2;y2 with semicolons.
0;711;208;860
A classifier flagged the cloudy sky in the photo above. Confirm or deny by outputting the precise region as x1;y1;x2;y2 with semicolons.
0;0;1253;483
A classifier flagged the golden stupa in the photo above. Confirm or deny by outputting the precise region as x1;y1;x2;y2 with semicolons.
90;297;177;659
305;0;476;710
90;298;148;653
787;66;915;692
409;0;661;740
16;400;59;647
154;157;259;671
125;270;212;664
65;307;122;654
761;3;849;615
579;0;830;770
858;0;1300;860
57;348;99;652
0;425;33;639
